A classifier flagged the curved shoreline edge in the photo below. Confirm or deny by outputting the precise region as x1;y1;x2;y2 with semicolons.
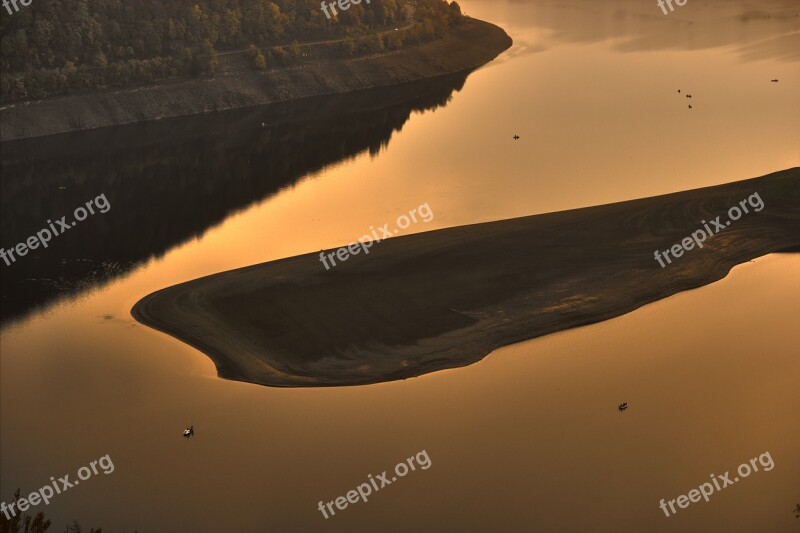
0;18;512;142
132;168;800;388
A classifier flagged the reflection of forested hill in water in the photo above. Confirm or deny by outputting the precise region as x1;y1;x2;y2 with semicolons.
0;70;471;325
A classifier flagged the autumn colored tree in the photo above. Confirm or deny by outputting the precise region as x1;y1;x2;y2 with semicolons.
0;0;463;103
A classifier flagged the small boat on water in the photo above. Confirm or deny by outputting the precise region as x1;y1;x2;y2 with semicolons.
618;403;628;412
183;425;194;438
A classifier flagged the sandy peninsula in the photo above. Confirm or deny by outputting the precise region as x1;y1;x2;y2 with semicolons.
132;168;800;387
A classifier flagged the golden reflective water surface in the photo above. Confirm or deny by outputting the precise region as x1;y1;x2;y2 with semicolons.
1;0;799;531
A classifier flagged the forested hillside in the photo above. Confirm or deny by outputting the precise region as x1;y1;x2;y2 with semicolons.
0;0;463;103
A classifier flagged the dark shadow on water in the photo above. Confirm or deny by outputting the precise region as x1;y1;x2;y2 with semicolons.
0;70;471;326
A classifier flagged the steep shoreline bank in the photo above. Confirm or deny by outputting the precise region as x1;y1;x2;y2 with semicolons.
132;168;800;388
0;18;511;142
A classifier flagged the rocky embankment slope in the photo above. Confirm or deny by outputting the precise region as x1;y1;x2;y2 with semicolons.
0;18;511;141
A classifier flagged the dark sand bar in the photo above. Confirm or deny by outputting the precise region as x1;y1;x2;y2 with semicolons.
132;168;800;387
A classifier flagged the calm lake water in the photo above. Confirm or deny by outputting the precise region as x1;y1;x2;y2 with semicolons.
1;0;798;531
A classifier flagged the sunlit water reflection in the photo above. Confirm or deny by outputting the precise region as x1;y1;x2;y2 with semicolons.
2;0;798;531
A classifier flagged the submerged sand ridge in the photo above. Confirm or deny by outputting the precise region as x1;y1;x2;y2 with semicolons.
132;168;800;387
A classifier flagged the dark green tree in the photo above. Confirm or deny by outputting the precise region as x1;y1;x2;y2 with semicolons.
0;489;111;532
